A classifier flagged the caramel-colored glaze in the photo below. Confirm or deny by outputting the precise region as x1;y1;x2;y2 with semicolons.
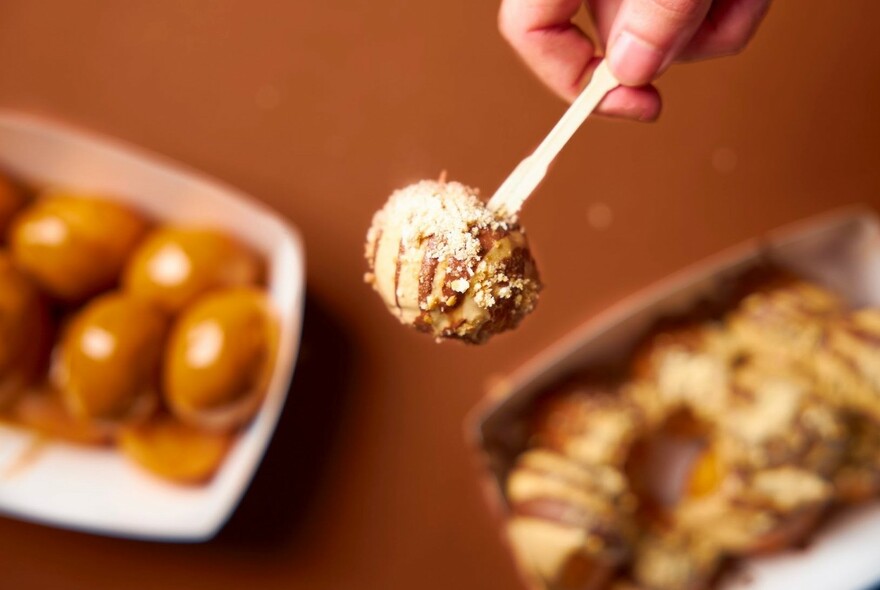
123;227;263;313
10;388;112;446
0;251;52;407
164;287;276;432
118;415;233;484
10;194;149;302
53;292;168;423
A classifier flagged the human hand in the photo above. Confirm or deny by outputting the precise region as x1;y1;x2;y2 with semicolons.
499;0;771;121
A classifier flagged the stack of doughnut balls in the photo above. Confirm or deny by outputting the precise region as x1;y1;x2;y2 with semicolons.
0;172;277;485
505;273;880;590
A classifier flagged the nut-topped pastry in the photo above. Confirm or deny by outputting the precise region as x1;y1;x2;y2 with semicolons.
833;414;880;503
711;358;846;475
635;328;845;476
674;452;832;555
814;308;880;419
628;531;723;590
630;323;736;422
667;357;843;554
530;379;646;469
727;276;844;366
506;449;637;590
364;180;541;344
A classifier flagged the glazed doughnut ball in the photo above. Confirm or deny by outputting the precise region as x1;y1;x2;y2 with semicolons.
53;292;168;423
118;415;234;484
10;193;149;302
364;180;541;344
123;227;262;313
0;252;52;406
163;287;277;432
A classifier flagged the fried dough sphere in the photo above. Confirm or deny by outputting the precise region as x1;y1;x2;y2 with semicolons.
0;252;52;406
118;415;233;484
10;193;149;301
164;287;276;432
506;450;637;590
365;180;541;344
530;379;646;470
53;292;168;423
123;227;262;313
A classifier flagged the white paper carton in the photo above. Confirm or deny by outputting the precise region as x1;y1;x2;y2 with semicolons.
471;208;880;590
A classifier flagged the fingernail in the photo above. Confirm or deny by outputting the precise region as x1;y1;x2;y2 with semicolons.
609;30;665;86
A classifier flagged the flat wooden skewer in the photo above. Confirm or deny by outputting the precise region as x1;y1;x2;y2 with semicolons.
487;60;619;219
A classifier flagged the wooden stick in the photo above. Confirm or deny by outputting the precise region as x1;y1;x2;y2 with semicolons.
487;60;619;219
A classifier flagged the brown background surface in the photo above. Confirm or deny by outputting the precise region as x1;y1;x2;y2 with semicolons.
0;1;879;588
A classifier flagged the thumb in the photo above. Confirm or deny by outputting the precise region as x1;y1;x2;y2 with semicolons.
607;0;712;86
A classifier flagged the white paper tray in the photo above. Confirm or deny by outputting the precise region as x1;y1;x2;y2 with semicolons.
0;111;305;542
471;208;880;590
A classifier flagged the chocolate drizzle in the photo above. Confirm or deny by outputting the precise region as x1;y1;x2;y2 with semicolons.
417;236;440;311
368;229;382;270
364;180;542;343
842;324;880;348
513;497;593;529
393;237;404;310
